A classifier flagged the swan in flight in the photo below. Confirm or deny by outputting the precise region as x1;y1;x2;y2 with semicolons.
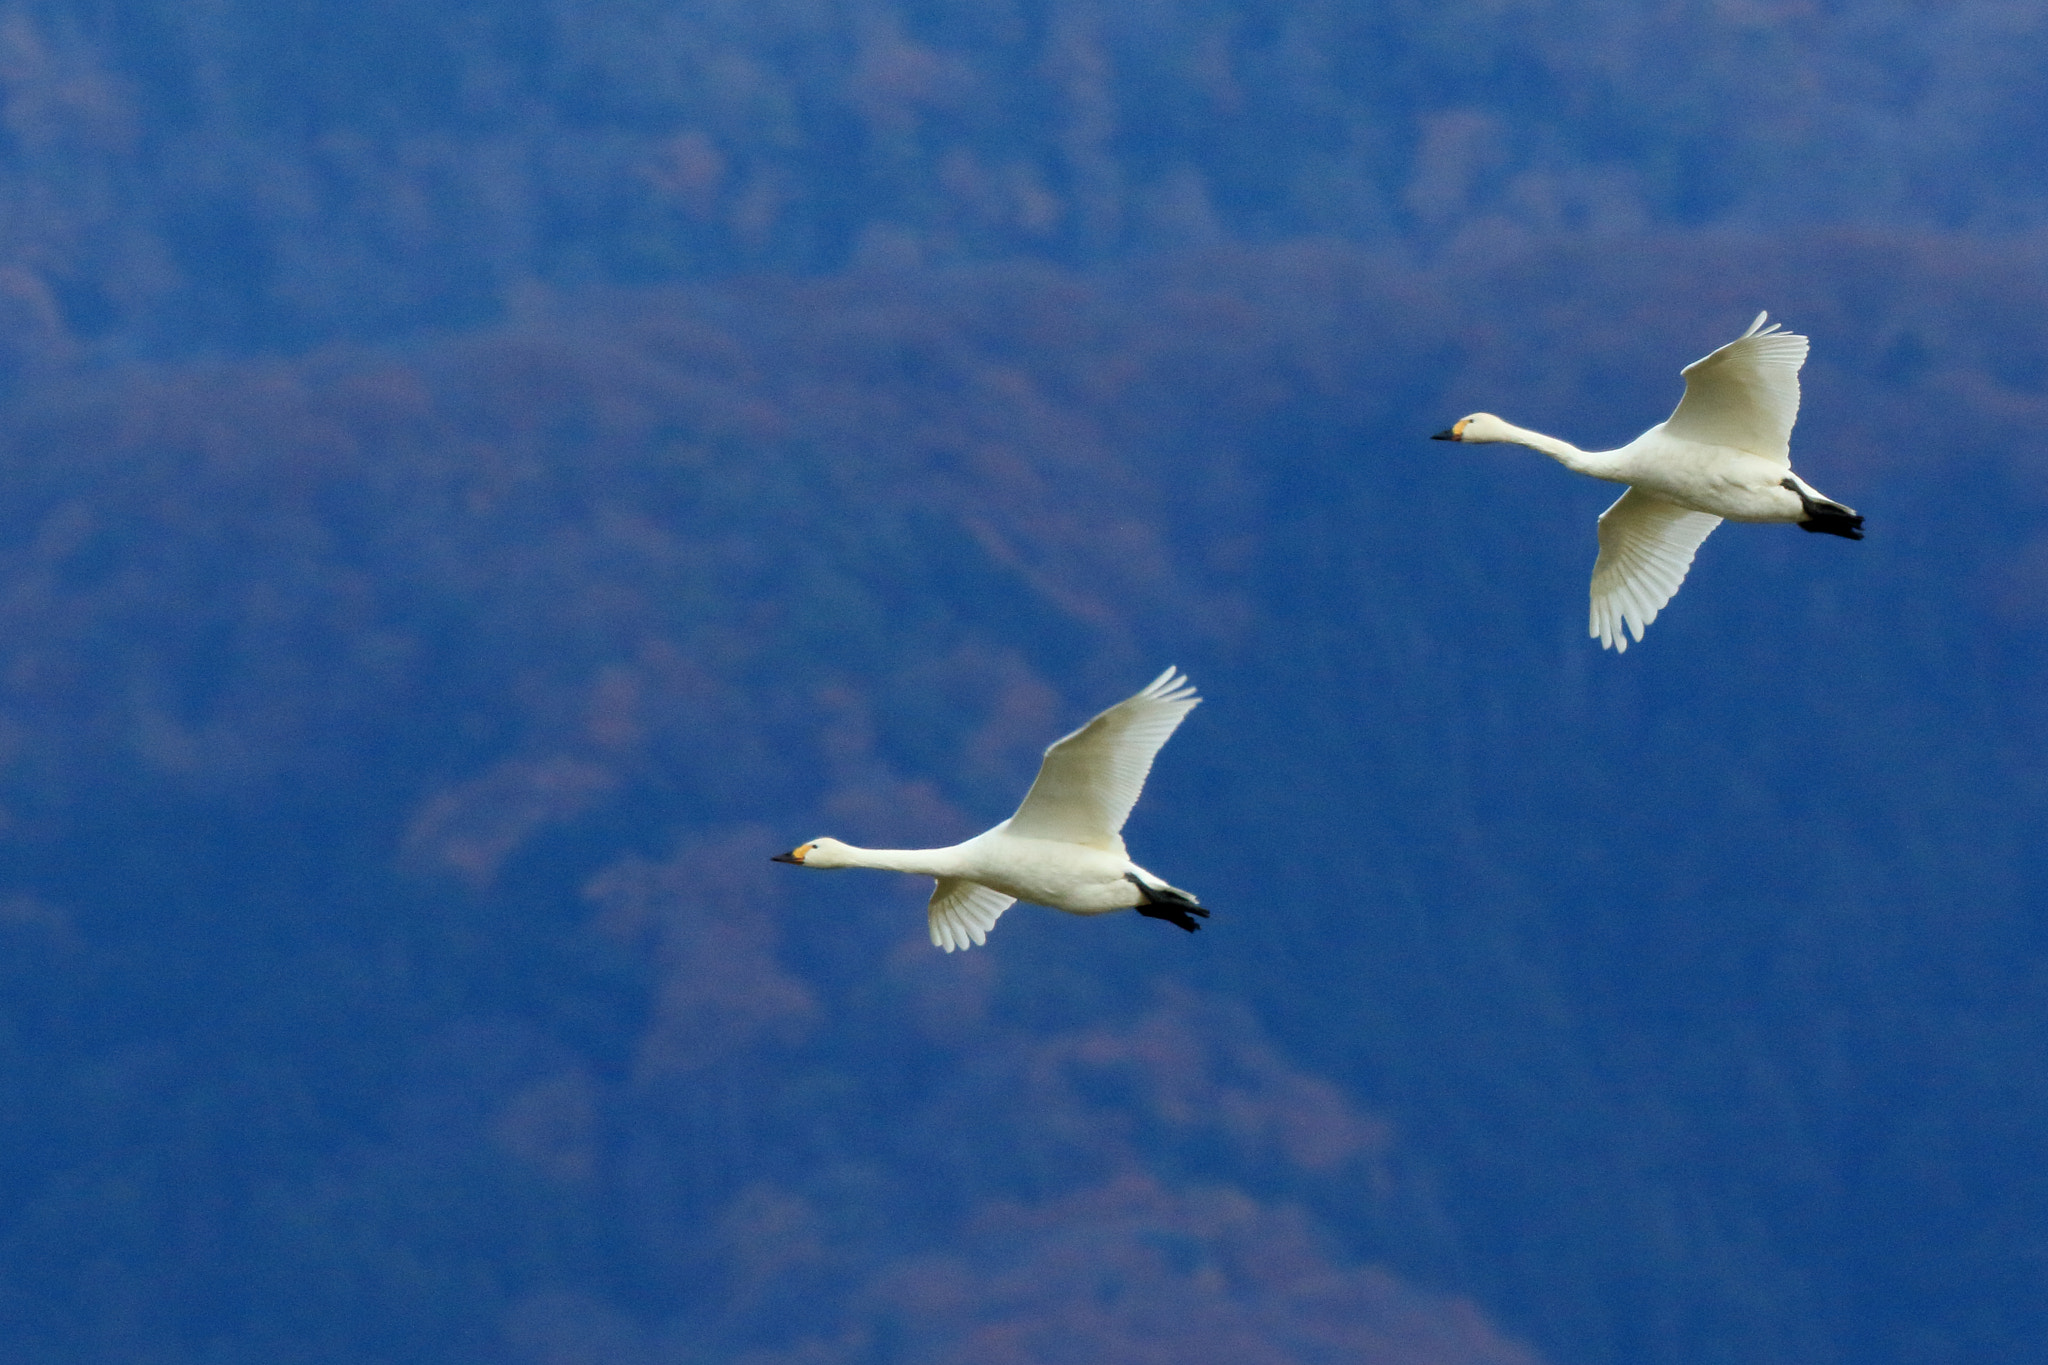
773;667;1207;952
1433;311;1863;652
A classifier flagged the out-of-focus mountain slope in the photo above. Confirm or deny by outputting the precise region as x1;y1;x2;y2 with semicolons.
0;231;2043;1363
0;0;2045;355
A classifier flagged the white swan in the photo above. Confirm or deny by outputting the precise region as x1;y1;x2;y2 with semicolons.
1433;311;1863;652
773;667;1207;952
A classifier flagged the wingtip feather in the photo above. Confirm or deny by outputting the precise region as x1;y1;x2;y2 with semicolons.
1138;666;1200;709
1155;668;1198;698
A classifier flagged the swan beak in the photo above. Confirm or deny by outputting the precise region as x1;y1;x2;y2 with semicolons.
770;847;806;865
1430;427;1460;441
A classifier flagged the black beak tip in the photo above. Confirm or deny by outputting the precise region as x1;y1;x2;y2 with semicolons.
770;851;802;865
1430;428;1458;441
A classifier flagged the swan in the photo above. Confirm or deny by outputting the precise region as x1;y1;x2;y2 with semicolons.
1433;311;1863;652
773;667;1207;952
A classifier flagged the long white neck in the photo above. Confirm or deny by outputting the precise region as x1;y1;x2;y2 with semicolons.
1495;419;1626;480
831;844;959;877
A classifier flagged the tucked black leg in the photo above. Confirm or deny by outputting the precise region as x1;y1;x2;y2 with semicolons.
1125;872;1211;933
1781;477;1865;540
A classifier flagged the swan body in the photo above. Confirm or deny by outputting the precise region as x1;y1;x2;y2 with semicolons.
1434;312;1862;651
773;668;1206;951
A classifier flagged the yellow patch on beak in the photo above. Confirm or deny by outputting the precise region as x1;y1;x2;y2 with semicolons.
1452;417;1470;439
770;842;810;865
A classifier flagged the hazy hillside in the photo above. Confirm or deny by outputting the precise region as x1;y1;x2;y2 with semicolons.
0;227;2043;1362
0;0;2045;1361
0;0;2045;357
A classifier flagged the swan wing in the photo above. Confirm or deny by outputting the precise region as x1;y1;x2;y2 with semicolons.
1591;489;1723;652
1004;667;1200;850
928;878;1016;952
1662;310;1808;463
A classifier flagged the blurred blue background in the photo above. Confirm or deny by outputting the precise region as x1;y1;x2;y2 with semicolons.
0;3;2043;1362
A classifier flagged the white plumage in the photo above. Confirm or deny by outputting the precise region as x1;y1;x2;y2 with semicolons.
773;668;1207;951
1665;311;1808;461
926;878;1019;954
1590;491;1724;655
1435;311;1862;651
1005;666;1198;850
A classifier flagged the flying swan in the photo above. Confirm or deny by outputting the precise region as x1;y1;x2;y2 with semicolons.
1433;311;1863;651
773;667;1207;952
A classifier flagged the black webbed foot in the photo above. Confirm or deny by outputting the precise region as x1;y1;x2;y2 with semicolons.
1135;901;1210;933
1782;477;1865;540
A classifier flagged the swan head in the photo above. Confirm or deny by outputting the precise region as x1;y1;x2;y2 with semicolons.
771;837;854;868
1431;413;1512;443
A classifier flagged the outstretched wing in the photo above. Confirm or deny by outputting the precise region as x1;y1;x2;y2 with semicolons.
1662;310;1808;464
1004;667;1200;850
928;878;1016;953
1591;488;1723;652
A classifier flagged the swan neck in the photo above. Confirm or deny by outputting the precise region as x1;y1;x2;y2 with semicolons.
1501;421;1619;478
837;845;953;877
